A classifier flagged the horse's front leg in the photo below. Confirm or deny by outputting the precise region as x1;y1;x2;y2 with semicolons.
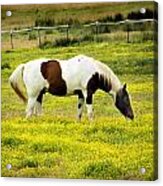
85;92;94;121
76;90;85;121
77;97;84;120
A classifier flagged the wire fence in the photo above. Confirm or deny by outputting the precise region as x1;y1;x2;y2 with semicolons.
1;19;157;50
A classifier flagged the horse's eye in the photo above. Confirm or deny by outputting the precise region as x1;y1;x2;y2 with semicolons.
123;96;128;103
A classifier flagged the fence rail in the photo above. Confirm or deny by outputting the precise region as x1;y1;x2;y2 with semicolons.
1;19;157;49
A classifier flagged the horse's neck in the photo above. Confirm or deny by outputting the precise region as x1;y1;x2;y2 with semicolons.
109;72;121;93
97;62;121;93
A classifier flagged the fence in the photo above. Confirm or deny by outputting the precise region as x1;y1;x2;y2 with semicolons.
1;19;157;50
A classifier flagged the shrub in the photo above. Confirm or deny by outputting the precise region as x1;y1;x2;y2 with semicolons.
98;15;114;23
35;15;55;27
1;63;11;70
54;37;79;47
114;13;124;22
40;41;54;49
58;18;81;26
40;34;95;48
81;34;94;42
127;8;158;20
28;32;37;40
90;25;111;34
45;30;53;35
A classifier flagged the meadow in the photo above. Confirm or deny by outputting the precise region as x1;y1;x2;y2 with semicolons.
2;1;154;30
1;0;158;180
1;40;157;180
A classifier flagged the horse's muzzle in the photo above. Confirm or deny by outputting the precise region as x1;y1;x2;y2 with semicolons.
127;113;134;120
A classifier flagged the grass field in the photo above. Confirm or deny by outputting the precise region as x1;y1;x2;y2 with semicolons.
1;40;157;180
2;2;154;30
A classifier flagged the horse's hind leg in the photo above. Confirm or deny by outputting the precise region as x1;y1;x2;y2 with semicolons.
26;97;37;118
75;90;85;120
34;88;45;116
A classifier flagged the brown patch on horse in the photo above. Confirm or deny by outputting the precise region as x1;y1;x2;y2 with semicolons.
41;60;67;96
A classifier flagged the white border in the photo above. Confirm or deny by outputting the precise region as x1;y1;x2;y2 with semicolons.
1;0;162;186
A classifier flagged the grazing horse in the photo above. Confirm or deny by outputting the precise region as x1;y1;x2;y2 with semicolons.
9;55;134;120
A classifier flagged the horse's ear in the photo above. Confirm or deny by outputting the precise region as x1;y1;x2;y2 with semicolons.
123;83;127;90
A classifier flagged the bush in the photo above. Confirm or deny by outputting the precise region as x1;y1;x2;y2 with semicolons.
45;30;53;35
40;37;79;48
28;32;37;40
40;41;54;49
81;34;94;42
1;63;11;70
40;34;95;48
98;15;114;23
142;32;154;42
127;8;158;20
114;13;124;22
98;13;124;23
54;37;79;47
91;25;111;34
58;18;81;26
35;16;55;27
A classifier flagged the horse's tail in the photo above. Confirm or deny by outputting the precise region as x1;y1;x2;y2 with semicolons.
9;64;27;103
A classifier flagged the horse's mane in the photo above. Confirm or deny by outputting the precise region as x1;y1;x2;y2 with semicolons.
94;58;121;92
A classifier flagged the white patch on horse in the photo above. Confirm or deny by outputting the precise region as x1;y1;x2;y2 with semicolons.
34;101;42;116
86;104;93;120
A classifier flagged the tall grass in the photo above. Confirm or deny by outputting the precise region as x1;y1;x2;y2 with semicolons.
2;29;155;50
2;2;156;30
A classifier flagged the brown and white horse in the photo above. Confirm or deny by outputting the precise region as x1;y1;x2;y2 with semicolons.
9;55;134;120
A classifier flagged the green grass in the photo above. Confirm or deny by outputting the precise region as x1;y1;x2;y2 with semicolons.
1;41;157;180
2;1;155;30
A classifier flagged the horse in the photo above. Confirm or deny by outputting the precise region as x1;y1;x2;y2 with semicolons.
9;55;134;120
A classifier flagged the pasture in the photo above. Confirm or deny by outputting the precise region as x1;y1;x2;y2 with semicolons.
2;2;154;30
1;40;157;180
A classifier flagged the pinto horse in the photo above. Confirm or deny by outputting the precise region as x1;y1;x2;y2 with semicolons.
9;55;134;120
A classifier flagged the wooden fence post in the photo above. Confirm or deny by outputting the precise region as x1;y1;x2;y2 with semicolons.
66;24;69;42
126;24;130;43
37;27;41;47
10;29;14;49
95;21;99;42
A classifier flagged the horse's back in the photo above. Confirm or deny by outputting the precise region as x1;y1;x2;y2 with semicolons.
22;55;102;95
59;55;98;92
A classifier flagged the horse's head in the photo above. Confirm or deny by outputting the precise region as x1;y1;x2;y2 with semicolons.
115;84;134;120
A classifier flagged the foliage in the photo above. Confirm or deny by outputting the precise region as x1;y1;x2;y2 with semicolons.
35;11;55;27
114;13;124;22
41;34;95;48
1;62;11;70
28;32;37;40
127;8;158;20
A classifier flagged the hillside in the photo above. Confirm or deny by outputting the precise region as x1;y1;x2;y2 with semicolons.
2;1;155;30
